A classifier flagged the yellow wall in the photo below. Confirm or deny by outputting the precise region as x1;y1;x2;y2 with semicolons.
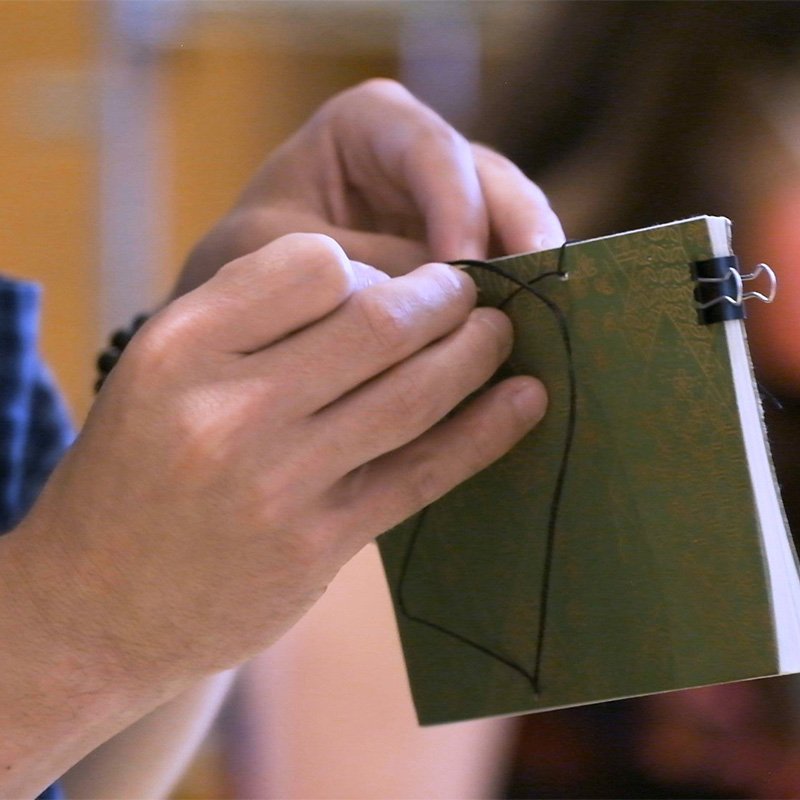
0;0;529;419
0;0;98;418
0;2;395;422
163;13;396;290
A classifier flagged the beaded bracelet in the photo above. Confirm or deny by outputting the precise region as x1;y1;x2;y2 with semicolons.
94;313;151;393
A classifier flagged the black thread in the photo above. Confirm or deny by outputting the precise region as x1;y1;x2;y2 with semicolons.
396;242;578;698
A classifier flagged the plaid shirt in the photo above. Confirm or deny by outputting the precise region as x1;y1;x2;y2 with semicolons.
0;275;75;800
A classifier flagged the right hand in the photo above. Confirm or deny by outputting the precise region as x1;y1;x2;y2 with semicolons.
9;233;547;692
176;79;564;295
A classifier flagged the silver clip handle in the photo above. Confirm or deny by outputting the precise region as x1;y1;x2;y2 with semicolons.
740;263;777;304
695;268;743;309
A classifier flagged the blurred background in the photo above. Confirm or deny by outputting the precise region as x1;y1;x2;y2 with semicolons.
5;1;800;798
0;0;542;421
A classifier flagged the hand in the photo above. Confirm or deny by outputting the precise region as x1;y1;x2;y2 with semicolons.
175;79;564;295
10;234;547;690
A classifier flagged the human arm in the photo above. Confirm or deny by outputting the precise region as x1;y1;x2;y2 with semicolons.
176;79;564;800
177;78;564;293
68;78;563;800
0;232;547;799
0;79;559;799
59;671;234;800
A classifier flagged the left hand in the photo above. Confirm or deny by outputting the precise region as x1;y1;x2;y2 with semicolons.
175;78;564;295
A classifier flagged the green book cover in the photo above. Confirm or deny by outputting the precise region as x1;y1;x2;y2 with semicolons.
378;216;800;725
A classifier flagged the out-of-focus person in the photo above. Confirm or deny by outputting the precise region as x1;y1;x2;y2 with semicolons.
480;3;800;797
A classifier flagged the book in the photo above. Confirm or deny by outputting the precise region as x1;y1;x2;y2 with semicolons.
377;216;800;725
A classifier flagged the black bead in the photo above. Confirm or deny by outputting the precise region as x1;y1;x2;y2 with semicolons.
95;312;151;394
111;328;133;350
97;349;120;373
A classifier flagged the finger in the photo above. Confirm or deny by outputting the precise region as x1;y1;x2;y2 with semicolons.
471;143;566;255
242;262;477;416
172;233;371;355
404;129;490;262
329;80;491;262
311;306;514;474
331;375;547;554
324;229;430;277
239;207;433;276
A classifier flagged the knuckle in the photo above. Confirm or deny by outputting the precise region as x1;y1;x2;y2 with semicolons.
322;78;411;124
460;426;493;474
122;308;188;382
404;429;492;515
416;120;466;156
351;77;411;103
404;449;446;510
170;397;231;466
347;80;461;149
278;230;346;268
387;374;429;425
224;232;354;303
283;232;354;301
173;383;257;452
353;290;413;352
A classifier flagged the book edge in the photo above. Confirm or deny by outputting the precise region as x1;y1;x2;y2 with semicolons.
710;216;800;674
493;215;719;263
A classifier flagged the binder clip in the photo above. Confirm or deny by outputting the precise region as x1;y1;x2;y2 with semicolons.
691;256;777;325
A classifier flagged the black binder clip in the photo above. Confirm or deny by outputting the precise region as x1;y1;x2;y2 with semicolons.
691;256;777;325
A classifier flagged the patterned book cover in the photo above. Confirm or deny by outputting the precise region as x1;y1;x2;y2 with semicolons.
378;216;791;724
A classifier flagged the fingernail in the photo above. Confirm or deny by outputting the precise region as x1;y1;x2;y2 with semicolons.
351;261;391;290
425;261;474;294
510;379;548;424
437;228;487;262
535;234;566;252
446;263;477;290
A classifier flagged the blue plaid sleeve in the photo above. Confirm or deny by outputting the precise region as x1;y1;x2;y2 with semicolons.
0;276;75;532
36;782;65;800
0;275;76;800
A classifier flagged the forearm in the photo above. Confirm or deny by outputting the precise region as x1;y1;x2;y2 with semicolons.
0;525;179;800
61;670;235;800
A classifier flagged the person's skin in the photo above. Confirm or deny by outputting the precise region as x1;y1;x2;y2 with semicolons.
60;80;562;800
0;80;562;799
177;80;564;290
61;671;235;799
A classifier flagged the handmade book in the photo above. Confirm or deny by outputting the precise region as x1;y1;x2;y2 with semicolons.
377;216;800;725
